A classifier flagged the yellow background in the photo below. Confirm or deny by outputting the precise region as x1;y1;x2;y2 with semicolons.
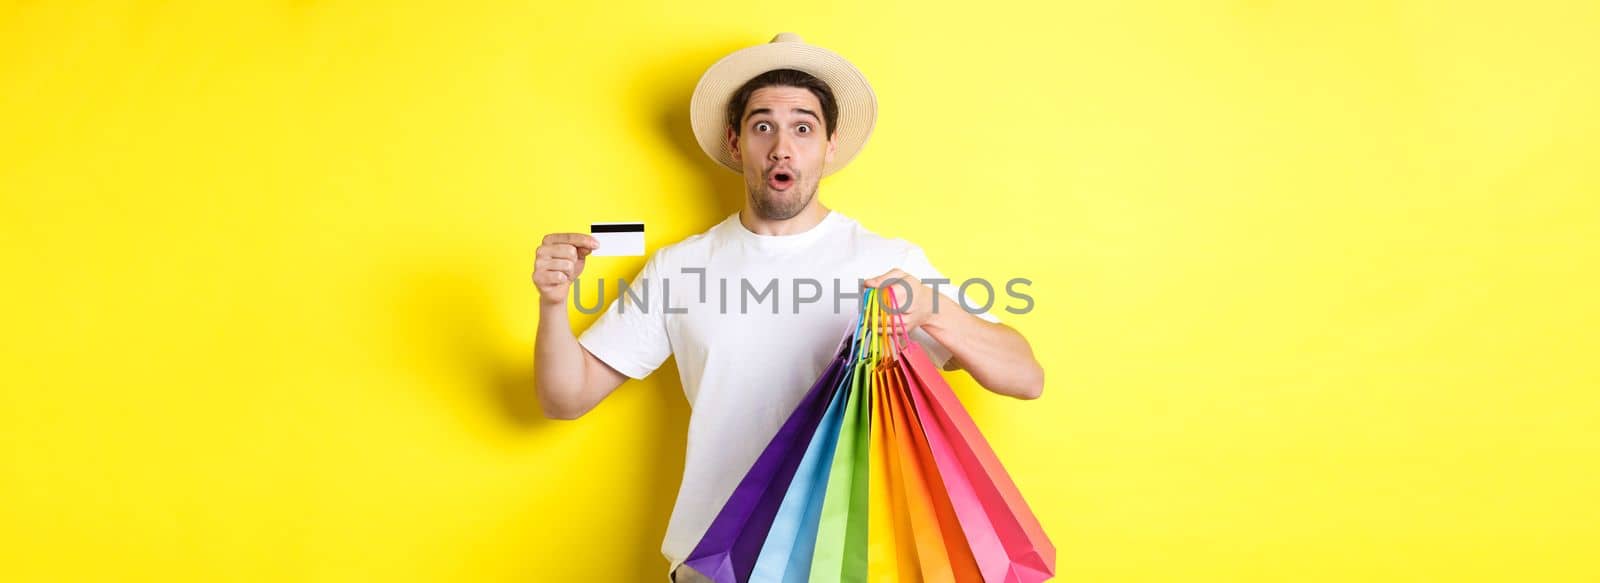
3;1;1597;581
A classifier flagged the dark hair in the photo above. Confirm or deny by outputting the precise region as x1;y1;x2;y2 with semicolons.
725;68;839;139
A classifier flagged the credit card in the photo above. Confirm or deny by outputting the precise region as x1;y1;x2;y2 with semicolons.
589;222;645;256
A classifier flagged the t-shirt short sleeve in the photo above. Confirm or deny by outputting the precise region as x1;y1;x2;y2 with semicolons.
897;244;1003;368
576;251;673;380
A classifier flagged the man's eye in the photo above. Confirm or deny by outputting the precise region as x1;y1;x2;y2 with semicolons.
797;124;810;134
755;122;771;132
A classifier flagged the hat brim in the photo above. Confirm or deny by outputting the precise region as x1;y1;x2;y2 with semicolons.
689;40;877;178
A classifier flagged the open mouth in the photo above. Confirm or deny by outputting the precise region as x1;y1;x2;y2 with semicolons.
768;169;795;191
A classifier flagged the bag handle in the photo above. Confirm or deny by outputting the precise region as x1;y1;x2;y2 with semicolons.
844;287;869;366
883;284;912;354
855;287;877;364
866;286;883;363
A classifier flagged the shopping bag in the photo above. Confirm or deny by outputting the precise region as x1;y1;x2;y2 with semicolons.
881;287;1056;583
749;352;855;582
867;365;913;583
683;348;851;582
807;317;874;582
751;291;884;583
687;286;1054;582
881;359;985;582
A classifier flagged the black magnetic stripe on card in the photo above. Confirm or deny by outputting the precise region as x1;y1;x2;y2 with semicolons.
590;223;645;233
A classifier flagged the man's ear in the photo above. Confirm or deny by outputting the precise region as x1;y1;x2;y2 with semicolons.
725;126;740;164
824;134;836;166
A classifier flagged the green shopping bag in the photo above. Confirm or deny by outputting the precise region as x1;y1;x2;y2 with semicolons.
808;295;877;582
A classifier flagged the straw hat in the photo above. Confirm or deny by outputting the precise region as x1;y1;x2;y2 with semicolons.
689;32;877;178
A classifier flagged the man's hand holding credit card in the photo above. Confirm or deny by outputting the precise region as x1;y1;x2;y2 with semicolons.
531;222;645;306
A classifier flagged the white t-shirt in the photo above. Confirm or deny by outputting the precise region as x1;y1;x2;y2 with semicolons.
575;209;1001;577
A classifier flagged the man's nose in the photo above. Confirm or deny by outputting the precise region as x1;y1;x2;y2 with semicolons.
768;133;794;162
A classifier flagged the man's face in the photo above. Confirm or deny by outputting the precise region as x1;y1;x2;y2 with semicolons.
726;86;836;221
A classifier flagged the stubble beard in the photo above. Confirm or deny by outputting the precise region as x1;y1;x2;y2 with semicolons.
746;174;815;221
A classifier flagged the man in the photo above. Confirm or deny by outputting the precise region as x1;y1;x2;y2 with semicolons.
531;33;1045;582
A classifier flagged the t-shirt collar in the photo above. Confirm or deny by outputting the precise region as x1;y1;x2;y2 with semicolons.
724;209;841;250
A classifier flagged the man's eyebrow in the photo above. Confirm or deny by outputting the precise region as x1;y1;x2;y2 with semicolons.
743;108;822;123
